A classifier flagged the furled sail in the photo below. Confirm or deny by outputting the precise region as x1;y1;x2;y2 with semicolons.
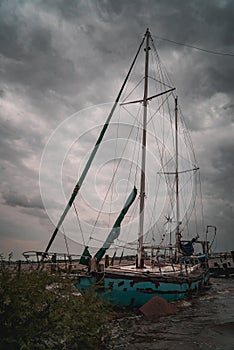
80;187;137;265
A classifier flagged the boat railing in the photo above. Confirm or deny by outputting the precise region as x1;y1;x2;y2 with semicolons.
22;250;82;272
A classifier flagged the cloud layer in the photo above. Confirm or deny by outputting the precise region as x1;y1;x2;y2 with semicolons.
0;0;233;258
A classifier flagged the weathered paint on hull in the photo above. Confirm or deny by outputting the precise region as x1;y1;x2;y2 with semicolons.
75;271;209;307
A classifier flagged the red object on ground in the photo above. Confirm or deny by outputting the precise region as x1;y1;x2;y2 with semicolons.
139;296;179;318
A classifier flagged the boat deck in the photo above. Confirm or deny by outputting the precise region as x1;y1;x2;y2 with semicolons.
106;262;200;277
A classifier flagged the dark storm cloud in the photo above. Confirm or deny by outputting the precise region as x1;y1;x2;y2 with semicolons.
209;141;234;201
81;0;234;126
0;1;80;128
1;0;231;117
2;190;44;210
0;117;43;187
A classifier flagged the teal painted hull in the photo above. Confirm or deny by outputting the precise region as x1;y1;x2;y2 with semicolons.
75;270;209;308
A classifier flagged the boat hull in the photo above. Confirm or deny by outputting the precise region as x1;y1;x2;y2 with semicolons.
75;268;209;308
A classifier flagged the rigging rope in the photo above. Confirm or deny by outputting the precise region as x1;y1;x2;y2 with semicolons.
147;34;203;246
122;105;142;202
149;36;182;247
152;35;234;57
87;107;140;245
84;30;207;255
73;202;85;246
109;112;121;228
121;78;145;103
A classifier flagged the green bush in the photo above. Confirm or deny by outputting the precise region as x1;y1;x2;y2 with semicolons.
0;269;112;349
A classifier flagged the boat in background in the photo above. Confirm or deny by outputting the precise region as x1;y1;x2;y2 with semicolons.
209;251;234;278
24;29;210;308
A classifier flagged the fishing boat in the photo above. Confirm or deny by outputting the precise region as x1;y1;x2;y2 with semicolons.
31;29;210;307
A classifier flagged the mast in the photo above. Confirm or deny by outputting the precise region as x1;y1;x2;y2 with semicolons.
138;28;150;268
175;96;180;251
43;36;146;255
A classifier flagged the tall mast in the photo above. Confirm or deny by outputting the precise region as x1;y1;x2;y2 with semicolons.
43;36;146;254
138;28;150;268
175;96;180;251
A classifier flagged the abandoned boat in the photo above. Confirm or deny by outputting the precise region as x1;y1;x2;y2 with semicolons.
29;28;210;307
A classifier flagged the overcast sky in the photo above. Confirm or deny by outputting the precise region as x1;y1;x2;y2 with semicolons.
0;0;233;259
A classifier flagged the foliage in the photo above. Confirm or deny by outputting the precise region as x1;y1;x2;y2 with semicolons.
0;268;112;349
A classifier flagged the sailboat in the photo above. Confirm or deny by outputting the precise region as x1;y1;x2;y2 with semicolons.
37;29;209;308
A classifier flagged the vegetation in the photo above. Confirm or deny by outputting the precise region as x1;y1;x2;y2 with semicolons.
0;268;112;349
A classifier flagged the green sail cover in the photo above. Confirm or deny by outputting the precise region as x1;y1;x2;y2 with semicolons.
95;186;137;263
